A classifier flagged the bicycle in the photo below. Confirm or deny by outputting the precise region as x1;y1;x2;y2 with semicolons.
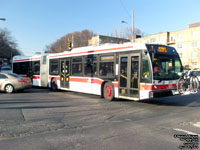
177;72;199;94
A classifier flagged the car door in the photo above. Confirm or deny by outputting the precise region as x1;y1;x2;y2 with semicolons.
0;74;8;90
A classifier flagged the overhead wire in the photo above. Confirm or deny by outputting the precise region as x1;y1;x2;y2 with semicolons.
119;0;132;19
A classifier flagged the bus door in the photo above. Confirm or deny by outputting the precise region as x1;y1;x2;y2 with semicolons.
60;59;70;89
119;53;140;99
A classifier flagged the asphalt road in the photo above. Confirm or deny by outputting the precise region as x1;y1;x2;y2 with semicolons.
0;88;199;150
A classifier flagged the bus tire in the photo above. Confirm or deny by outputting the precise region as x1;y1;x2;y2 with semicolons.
103;82;114;101
51;78;57;91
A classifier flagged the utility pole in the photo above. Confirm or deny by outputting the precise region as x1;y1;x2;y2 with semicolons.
121;9;135;42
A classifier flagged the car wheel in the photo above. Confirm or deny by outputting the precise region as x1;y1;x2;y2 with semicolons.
5;84;14;93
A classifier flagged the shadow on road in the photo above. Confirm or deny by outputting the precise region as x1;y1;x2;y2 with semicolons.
0;98;70;110
140;93;200;107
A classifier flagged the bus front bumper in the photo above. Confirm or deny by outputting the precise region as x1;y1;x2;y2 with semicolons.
149;90;175;98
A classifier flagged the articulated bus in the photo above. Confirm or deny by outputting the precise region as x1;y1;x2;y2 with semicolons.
13;43;183;100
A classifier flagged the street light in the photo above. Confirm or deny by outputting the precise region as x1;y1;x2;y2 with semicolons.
0;18;6;21
121;20;128;24
120;9;135;42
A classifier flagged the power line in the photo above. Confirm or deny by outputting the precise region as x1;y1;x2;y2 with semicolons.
119;0;131;19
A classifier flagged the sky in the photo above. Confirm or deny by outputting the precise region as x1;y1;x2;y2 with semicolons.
0;0;200;55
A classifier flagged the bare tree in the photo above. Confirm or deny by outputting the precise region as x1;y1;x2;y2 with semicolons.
45;29;96;53
110;26;143;40
0;28;21;63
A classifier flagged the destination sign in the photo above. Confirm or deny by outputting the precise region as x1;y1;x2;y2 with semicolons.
157;47;167;53
146;44;177;55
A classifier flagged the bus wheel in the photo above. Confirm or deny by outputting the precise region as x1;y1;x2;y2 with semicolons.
51;79;57;91
103;82;114;101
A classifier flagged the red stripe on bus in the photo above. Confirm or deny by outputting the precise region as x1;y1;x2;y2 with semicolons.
14;59;31;62
140;84;177;90
69;78;89;83
50;46;133;58
154;84;177;90
91;78;103;85
140;84;153;90
32;75;40;79
14;57;40;62
31;57;41;60
69;77;119;88
70;77;105;85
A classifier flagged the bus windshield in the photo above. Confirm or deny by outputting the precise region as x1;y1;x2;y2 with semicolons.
153;54;182;80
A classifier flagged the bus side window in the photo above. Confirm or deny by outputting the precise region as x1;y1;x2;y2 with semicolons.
72;57;83;76
99;55;114;77
50;59;59;75
84;56;97;76
99;62;114;77
33;61;40;75
141;54;151;82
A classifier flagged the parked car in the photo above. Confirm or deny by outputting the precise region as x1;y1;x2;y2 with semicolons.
1;65;12;73
0;72;32;93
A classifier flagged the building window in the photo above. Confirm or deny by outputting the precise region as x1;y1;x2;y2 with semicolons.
177;43;183;48
150;38;156;43
192;31;198;37
192;62;197;66
192;41;197;48
192;52;198;58
198;41;200;46
170;36;175;42
160;36;165;43
178;34;183;40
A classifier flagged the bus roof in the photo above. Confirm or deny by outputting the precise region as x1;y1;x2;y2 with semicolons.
13;43;177;62
13;55;41;62
49;42;147;59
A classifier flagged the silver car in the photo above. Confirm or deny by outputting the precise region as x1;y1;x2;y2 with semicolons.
0;72;32;93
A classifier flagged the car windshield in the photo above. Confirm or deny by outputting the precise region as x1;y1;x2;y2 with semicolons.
152;54;182;80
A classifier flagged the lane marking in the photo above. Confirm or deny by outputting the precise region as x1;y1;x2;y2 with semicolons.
173;128;200;136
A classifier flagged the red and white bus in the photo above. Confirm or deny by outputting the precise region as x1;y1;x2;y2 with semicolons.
13;42;183;100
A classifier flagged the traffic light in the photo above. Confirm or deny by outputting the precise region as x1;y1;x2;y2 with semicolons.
68;41;72;50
